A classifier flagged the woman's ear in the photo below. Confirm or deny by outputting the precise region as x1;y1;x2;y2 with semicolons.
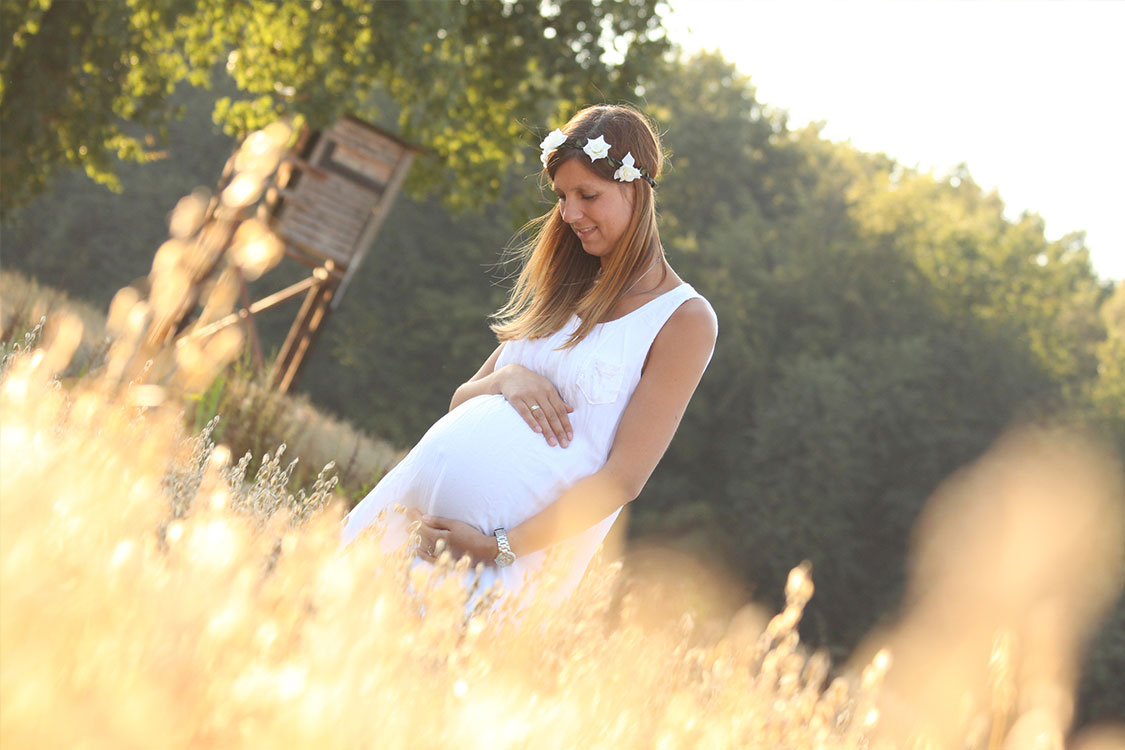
622;180;637;208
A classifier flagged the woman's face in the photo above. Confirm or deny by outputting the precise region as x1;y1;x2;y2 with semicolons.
553;159;634;261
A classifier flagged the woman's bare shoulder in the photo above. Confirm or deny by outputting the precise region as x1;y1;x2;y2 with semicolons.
666;296;718;341
641;296;716;373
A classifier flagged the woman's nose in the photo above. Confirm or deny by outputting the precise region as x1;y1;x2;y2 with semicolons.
561;201;581;224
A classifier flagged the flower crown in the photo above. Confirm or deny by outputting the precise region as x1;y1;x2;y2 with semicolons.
539;129;657;188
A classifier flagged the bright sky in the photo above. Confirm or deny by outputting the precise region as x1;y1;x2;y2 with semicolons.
663;0;1124;281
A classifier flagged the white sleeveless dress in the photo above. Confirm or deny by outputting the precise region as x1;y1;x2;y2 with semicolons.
341;282;715;606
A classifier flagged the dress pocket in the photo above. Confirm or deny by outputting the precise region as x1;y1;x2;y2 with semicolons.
577;358;624;405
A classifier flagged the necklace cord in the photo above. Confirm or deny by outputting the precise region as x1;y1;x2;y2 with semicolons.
622;256;660;297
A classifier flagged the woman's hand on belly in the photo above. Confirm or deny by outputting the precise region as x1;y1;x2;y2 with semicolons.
408;509;496;566
496;364;575;448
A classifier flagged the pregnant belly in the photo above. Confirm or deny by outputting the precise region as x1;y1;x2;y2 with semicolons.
402;395;602;531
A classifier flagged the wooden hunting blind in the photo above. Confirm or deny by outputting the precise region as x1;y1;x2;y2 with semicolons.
167;116;416;394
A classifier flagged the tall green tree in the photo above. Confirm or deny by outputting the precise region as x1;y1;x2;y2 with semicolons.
1;80;236;308
843;157;1109;394
1087;282;1125;447
1;0;197;216
1;0;670;218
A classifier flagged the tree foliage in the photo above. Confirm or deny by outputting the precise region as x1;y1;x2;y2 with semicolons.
1;0;198;214
1;0;669;218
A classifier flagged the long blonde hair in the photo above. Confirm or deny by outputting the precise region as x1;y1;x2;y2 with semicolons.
490;104;665;349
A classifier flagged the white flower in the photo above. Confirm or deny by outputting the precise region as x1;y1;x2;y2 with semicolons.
540;129;567;151
613;152;643;183
583;135;611;162
539;128;567;167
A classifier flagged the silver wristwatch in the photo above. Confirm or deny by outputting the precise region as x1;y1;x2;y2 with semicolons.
493;528;516;567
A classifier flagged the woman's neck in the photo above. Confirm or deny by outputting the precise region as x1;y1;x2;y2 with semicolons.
621;256;660;297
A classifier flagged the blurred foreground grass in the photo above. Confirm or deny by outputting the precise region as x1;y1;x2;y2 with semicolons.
3;289;1124;749
1;270;400;501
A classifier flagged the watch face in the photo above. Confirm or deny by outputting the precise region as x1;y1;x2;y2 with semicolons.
495;551;516;567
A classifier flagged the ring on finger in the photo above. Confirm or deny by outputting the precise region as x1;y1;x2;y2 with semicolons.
529;404;542;412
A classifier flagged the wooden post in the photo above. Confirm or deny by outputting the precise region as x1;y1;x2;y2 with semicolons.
269;262;338;393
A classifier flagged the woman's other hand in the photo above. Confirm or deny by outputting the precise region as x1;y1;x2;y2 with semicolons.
497;364;574;448
409;510;497;565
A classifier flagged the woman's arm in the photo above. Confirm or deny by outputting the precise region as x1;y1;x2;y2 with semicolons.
418;298;718;563
449;343;506;411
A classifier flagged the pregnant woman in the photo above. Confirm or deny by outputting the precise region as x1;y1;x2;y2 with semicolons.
341;104;718;606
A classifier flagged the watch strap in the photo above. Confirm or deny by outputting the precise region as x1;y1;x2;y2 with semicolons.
493;527;515;567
